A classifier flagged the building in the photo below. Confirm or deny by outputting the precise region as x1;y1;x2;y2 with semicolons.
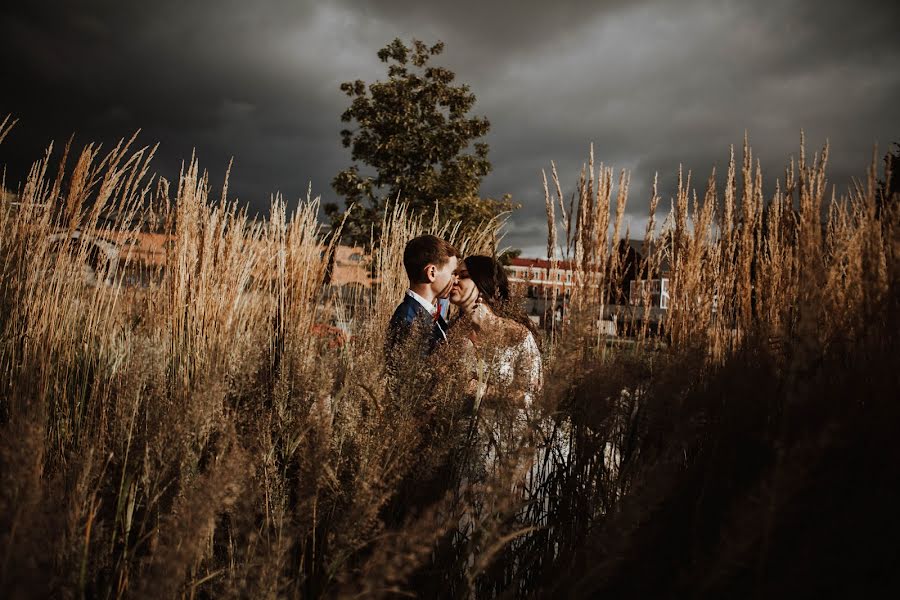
506;257;581;297
328;245;372;289
620;239;670;310
44;229;169;286
95;230;169;268
46;230;121;286
505;240;672;331
503;258;577;329
629;278;669;309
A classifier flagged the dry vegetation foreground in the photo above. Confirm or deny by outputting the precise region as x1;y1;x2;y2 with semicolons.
1;116;898;598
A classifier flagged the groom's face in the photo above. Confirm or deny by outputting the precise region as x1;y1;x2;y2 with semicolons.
429;255;459;299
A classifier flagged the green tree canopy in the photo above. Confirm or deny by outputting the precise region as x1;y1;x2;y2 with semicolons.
326;38;516;247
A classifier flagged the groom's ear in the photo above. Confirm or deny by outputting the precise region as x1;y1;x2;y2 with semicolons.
424;264;437;282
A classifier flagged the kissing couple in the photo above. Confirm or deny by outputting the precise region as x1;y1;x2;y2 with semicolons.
386;234;542;411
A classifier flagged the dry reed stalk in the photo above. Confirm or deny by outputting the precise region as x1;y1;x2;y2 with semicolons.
268;187;336;389
758;177;783;332
666;167;719;350
606;168;631;308
573;163;587;277
543;167;562;342
634;173;662;342
0;115;16;145
549;161;571;258
692;171;719;342
706;146;739;355
368;201;423;335
543;169;556;261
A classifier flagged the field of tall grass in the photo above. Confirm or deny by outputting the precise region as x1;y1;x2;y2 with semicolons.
1;114;898;598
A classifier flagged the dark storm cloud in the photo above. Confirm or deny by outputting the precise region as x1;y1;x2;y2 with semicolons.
465;0;900;253
1;1;337;200
2;0;898;256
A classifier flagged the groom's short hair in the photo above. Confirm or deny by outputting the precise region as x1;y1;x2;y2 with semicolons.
404;235;458;283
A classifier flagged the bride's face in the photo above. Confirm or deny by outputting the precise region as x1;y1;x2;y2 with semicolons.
450;261;479;307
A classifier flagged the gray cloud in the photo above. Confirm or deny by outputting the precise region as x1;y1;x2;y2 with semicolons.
1;0;898;257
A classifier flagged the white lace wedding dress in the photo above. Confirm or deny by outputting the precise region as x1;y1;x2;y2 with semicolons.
466;326;543;485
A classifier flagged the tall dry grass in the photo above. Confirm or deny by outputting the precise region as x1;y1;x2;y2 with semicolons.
543;135;894;358
1;117;898;599
530;134;898;596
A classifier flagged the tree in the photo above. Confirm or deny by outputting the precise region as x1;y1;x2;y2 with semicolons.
326;38;516;247
498;248;522;266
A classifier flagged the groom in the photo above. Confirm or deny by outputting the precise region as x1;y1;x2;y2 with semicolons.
386;234;458;358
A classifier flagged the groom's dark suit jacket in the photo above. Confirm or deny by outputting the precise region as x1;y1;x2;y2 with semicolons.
386;294;450;359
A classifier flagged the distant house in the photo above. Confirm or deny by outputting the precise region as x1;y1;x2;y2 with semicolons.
506;257;583;298
46;230;121;285
505;257;589;330
629;278;670;309
96;230;170;286
95;230;169;267
505;239;667;301
328;245;372;290
35;203;377;295
505;240;672;331
620;239;670;310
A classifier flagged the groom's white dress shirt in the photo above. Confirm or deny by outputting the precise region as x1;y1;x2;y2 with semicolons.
405;289;447;341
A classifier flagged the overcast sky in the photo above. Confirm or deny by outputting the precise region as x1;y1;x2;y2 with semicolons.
2;0;898;256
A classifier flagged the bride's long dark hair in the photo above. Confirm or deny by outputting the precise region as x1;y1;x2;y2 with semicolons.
464;255;541;346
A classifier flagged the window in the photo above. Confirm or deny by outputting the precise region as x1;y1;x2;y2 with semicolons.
348;252;364;263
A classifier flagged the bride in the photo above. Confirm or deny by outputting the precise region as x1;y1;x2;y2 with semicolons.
448;255;543;480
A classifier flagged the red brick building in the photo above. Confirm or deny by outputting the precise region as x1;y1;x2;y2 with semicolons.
506;257;581;297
